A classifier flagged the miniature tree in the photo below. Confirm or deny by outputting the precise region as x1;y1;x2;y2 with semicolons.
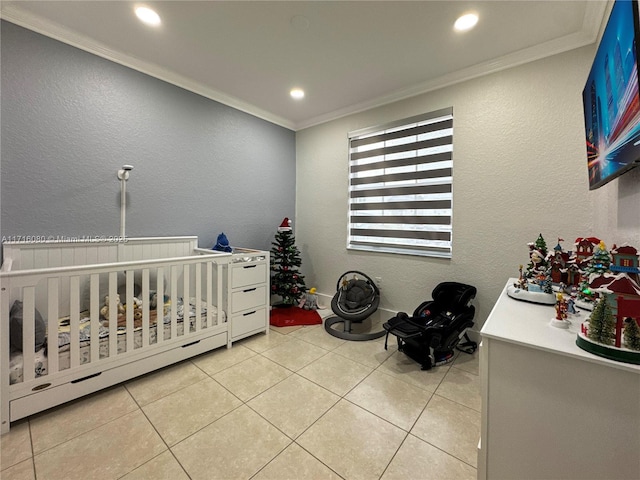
587;296;616;345
578;241;611;304
624;318;640;351
585;241;611;275
534;233;548;258
525;234;549;278
577;278;594;302
270;218;306;306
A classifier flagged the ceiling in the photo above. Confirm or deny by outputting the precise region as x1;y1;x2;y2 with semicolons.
1;1;608;131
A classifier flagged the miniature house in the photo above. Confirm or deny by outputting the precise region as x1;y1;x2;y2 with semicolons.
568;237;601;286
548;239;570;284
610;244;640;283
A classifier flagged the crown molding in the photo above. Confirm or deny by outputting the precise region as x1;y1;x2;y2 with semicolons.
295;1;607;131
2;1;606;132
0;4;296;131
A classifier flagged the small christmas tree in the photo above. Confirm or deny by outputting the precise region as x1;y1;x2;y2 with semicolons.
588;296;616;345
586;241;611;275
270;218;306;306
624;318;640;351
525;234;548;279
577;277;594;302
534;233;548;258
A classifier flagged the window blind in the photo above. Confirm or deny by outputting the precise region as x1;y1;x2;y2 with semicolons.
348;107;453;258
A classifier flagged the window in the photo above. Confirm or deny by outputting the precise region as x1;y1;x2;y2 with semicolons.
347;107;453;258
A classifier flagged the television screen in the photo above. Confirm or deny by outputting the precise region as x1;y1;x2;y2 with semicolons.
583;0;640;190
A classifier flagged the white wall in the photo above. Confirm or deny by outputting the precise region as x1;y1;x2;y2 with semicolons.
296;44;609;331
592;167;640;245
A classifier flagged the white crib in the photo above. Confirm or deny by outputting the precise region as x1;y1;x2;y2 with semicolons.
0;236;233;434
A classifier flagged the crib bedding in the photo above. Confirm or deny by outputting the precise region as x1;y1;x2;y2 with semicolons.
10;298;225;385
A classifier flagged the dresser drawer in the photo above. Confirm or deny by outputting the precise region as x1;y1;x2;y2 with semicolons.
232;263;267;288
231;308;267;338
231;285;266;313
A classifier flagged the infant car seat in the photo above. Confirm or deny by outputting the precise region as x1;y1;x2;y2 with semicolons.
383;282;477;370
324;271;384;341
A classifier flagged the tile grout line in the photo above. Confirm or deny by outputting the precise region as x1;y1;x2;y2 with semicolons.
18;323;479;479
119;382;192;479
27;421;37;480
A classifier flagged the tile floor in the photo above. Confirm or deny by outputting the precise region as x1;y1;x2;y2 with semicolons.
0;311;481;480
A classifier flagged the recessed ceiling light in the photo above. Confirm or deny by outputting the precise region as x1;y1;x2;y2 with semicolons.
290;88;305;100
135;6;161;27
454;13;478;32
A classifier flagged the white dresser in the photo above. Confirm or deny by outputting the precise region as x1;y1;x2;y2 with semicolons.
479;279;640;480
226;248;270;346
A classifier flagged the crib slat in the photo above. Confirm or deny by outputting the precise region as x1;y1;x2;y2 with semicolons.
125;270;134;352
1;283;10;433
207;262;213;328
159;243;168;261
108;271;118;358
69;276;80;368
60;249;74;269
22;287;36;382
157;268;164;344
170;265;178;340
90;273;99;363
150;243;160;262
47;278;59;375
34;249;48;270
195;263;202;332
85;246;98;266
73;248;87;268
48;248;62;268
216;261;223;328
21;250;35;270
142;268;150;348
183;264;190;335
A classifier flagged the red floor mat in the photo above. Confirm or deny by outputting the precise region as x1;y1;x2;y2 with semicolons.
269;307;322;327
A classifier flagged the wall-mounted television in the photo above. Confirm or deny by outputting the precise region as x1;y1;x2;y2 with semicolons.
582;0;640;190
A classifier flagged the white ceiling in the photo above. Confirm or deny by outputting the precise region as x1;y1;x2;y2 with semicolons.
1;1;608;131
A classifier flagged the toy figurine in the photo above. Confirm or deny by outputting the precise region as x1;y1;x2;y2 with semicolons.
555;293;568;320
567;294;579;315
212;232;232;252
100;294;125;319
299;287;319;310
508;235;556;305
550;292;570;329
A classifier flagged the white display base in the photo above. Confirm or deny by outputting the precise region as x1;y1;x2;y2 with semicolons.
506;284;556;305
577;323;640;365
574;298;594;311
549;318;570;329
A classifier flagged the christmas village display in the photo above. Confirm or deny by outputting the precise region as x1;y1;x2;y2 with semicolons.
510;234;640;364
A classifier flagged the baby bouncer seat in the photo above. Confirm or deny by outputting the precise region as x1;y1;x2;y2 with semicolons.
383;282;477;370
324;271;385;341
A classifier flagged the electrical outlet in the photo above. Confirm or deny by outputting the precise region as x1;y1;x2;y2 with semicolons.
374;276;382;290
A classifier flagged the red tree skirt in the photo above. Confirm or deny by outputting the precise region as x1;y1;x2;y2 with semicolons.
270;307;322;327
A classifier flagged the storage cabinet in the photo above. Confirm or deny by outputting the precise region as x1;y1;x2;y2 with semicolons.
479;280;640;480
226;248;270;345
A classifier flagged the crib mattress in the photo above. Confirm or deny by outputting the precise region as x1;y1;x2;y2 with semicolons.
10;299;225;385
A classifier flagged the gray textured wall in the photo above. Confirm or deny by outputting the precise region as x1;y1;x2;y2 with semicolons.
1;21;295;251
